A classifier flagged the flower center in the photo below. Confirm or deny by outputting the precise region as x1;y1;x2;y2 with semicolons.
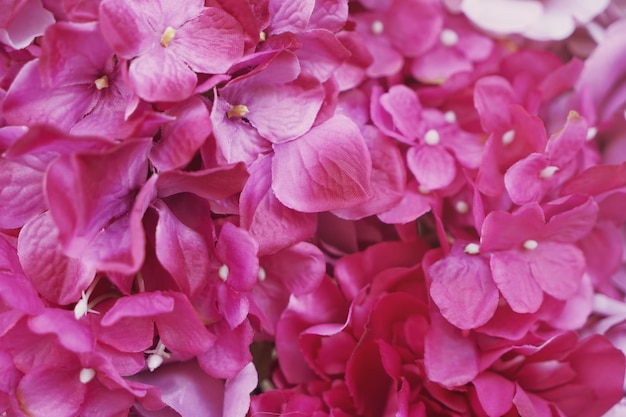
79;368;96;384
523;239;538;250
145;340;170;372
227;104;250;119
94;75;109;90
218;264;230;281
539;165;559;179
444;110;457;123
586;126;597;141
160;26;176;47
259;31;267;42
455;200;469;214
440;29;459;47
74;278;100;320
502;129;515;145
258;266;267;282
464;243;480;255
371;20;384;35
424;129;441;146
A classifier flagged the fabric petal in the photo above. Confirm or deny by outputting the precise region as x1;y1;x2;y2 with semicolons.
525;241;585;300
198;319;253;379
473;371;515;417
98;0;159;58
17;367;85;417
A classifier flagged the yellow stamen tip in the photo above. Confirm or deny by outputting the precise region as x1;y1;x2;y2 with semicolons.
227;104;250;119
94;75;109;90
160;26;176;47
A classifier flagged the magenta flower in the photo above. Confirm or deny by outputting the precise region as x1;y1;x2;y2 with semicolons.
99;0;245;102
3;21;146;138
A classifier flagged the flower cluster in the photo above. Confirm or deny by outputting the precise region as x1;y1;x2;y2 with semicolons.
2;0;626;416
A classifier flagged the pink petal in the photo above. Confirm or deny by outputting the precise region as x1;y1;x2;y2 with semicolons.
461;0;542;34
0;236;43;314
17;367;85;417
0;157;46;229
269;0;314;33
376;84;423;142
17;211;95;305
524;241;585;300
223;363;258;417
153;199;211;296
504;153;553;205
156;163;249;201
100;292;175;326
377;180;433;224
129;47;196;102
295;29;350;82
28;308;95;352
490;250;544;313
240;157;317;255
215;222;259;292
0;0;54;50
198;319;253;379
171;7;244;74
150;96;212;171
386;0;442;57
155;291;215;355
131;360;225;417
272;115;372;212
407;145;456;190
39;21;112;88
561;163;626;196
473;75;516;133
45;139;150;261
424;310;479;386
429;243;498;329
262;242;325;295
332;125;405;220
98;0;159;58
473;372;515;417
411;47;472;84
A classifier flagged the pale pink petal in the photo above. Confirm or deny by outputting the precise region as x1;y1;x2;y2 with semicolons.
223;363;258;417
504;153;553;205
0;0;54;49
461;0;543;34
272;115;372;212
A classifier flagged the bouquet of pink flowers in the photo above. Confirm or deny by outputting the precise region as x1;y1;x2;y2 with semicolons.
3;0;626;416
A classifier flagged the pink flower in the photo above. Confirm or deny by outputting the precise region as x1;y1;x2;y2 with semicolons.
460;0;610;40
99;0;245;102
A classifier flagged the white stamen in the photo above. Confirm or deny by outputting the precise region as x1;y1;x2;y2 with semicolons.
539;165;559;179
455;200;469;214
523;239;538;250
259;31;266;42
444;110;457;123
440;29;459;47
418;185;430;194
218;264;230;281
145;340;170;372
79;368;96;384
424;129;441;146
464;243;480;255
502;130;515;145
371;20;384;35
74;278;100;320
147;354;164;372
586;127;597;141
258;266;267;282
